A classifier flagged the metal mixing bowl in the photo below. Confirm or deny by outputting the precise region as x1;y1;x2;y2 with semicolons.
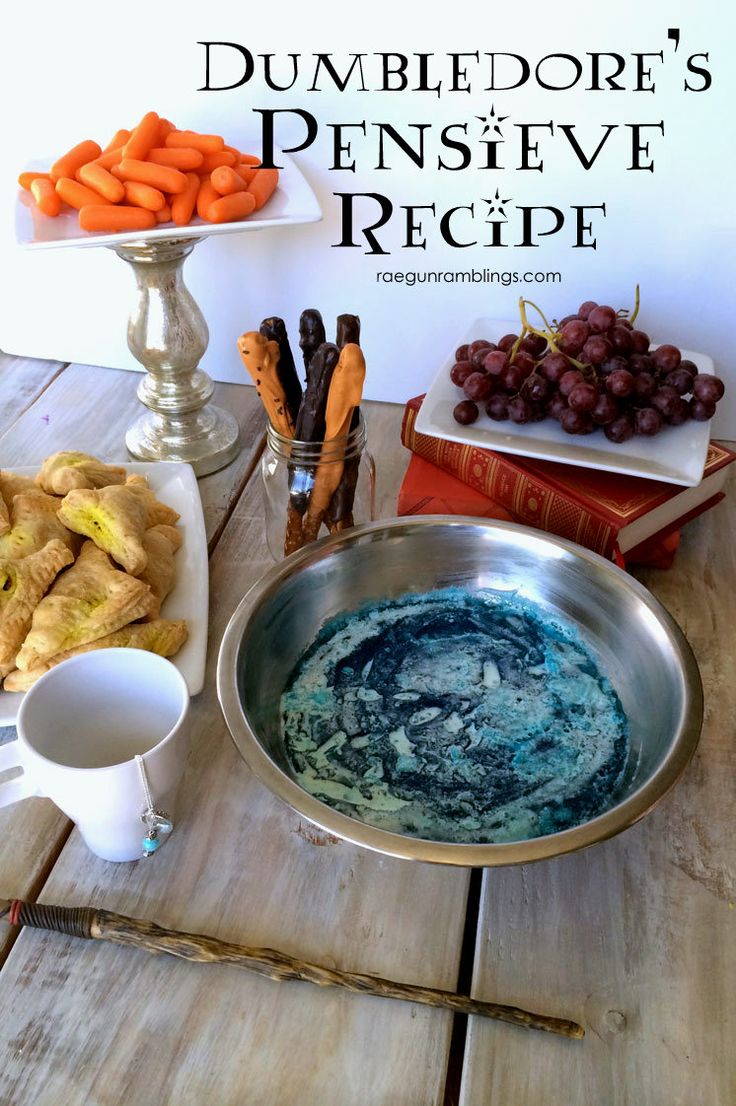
217;518;702;866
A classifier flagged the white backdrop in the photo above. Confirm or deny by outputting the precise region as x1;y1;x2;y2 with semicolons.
1;0;734;435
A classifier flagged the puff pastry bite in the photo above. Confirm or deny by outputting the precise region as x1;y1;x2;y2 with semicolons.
5;619;188;691
35;451;127;495
0;539;75;677
57;485;151;575
138;524;183;619
15;541;155;671
0;493;79;560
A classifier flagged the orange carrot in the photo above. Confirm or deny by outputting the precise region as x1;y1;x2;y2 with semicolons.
123;112;160;161
196;178;220;221
240;153;262;165
166;131;224;155
55;178;111;210
123;180;166;211
79;205;156;232
199;150;236;173
50;140;102;183
171;171;200;226
211;166;247;196
157;118;176;144
103;129;130;153
18;171;51;190
117;159;187;194
236;163;259;186
95;147;124;171
206;192;257;223
147;147;203;170
31;178;62;216
156;204;172;224
78;161;125;202
246;167;279;211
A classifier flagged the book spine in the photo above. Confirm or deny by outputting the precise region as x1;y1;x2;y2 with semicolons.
401;403;617;557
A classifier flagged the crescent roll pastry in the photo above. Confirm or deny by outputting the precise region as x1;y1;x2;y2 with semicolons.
0;495;8;537
5;618;189;692
138;524;183;619
15;541;155;671
0;494;80;561
35;451;127;495
58;484;158;575
0;539;75;677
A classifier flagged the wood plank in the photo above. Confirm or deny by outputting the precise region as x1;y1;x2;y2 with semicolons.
460;472;736;1106
0;363;265;965
0;401;470;1106
0;351;65;437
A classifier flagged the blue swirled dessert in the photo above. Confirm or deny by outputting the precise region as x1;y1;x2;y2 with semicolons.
281;588;629;844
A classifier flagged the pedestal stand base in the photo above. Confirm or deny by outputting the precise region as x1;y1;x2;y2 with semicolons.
126;405;241;477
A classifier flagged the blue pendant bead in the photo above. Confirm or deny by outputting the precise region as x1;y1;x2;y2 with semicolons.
140;808;174;857
142;834;161;855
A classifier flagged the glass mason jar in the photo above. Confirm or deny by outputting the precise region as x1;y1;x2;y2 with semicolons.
261;413;376;559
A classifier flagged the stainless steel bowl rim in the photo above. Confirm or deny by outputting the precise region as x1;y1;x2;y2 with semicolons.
217;516;703;867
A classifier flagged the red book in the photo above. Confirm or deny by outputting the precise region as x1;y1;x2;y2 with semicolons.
401;394;735;560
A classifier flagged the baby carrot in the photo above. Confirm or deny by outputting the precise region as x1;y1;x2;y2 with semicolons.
240;153;262;165
147;147;204;170
78;161;125;202
199;150;236;173
50;140;102;183
246;167;279;211
18;171;51;190
31;178;62;216
166;131;224;155
171;171;200;226
206;192;257;223
236;164;259;186
196;178;220;221
95;147;124;171
157;118;176;144
123;180;166;211
55;178;111;210
117;159;187;194
103;129;130;153
123;112;160;161
79;205;156;232
156;204;172;224
211;166;247;196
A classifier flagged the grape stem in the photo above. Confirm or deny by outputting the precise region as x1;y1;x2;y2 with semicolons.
629;284;640;326
517;297;586;371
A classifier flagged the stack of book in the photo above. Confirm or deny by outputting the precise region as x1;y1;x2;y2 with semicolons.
399;395;735;568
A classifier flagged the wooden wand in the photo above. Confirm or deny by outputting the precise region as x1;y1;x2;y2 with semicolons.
0;898;584;1039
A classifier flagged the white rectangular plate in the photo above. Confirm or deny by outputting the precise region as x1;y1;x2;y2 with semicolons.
416;317;713;487
15;150;321;250
0;461;208;726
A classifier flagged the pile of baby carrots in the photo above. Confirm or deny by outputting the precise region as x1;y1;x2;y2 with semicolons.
18;111;278;234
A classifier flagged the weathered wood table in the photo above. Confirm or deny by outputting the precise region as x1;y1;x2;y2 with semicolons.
0;351;732;1106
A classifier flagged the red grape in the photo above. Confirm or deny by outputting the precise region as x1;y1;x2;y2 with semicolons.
609;325;633;353
524;333;548;358
578;300;597;320
689;397;716;421
652;344;681;373
483;350;509;377
455;344;470;362
525;374;550;402
502;365;524;392
592;394;618;425
679;359;698;377
512;350;536;377
540;352;569;383
629;353;655;374
617;317;633;329
588;305;617;333
507;396;532;424
468;339;492;359
634;407;662;436
665;368;695;396
486;394;509;421
463;372;494;402
450;360;474;386
633;372;657;400
581;335;612;365
498;333;518;352
557;314;580;328
560;408;592;434
651;385;681;418
568;383;598;412
604;414;635;442
558;319;590;356
630;330;650;354
666;398;690;426
560;369;585;397
528;402;547;422
453;400;479;425
547;392;568;420
471;345;496;367
599;355;629;377
692;374;725;403
606;369;635;398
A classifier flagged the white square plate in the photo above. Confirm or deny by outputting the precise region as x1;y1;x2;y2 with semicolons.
15;150;321;250
416;317;713;487
0;461;208;726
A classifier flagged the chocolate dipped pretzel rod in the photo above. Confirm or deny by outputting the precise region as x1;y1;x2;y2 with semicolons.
237;331;296;438
259;317;302;425
302;343;366;544
327;315;362;532
298;308;327;374
0;898;584;1038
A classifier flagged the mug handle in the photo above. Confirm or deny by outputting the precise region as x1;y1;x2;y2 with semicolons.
0;741;40;807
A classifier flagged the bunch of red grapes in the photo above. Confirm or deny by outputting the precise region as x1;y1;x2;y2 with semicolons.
452;298;725;441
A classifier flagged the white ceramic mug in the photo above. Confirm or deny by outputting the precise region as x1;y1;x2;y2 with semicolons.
0;649;190;862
